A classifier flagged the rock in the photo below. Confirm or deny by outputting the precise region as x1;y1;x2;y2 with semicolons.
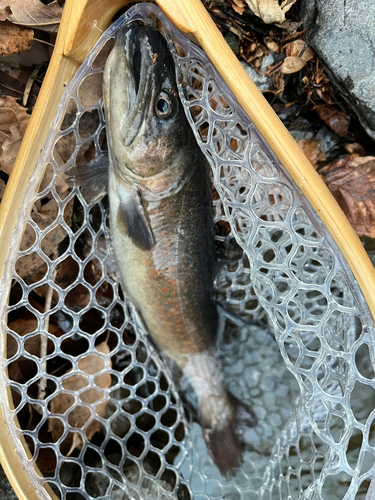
224;32;239;52
241;52;277;92
316;125;342;157
0;466;18;500
300;0;375;141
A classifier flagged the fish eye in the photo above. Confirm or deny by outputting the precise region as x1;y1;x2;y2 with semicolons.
155;91;176;119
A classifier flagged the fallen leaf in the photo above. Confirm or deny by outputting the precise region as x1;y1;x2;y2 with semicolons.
344;142;366;156
281;55;306;74
78;72;102;107
320;155;375;238
8;356;36;383
0;0;62;33
280;40;314;74
245;0;297;24
297;138;326;166
48;341;112;453
0;95;30;175
229;0;246;15
285;39;314;61
0;20;33;56
264;39;279;53
15;194;74;285
65;432;83;457
276;19;302;32
315;105;349;138
35;447;57;473
7;317;62;358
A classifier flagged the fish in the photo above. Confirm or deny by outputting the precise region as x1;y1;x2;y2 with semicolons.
69;22;254;476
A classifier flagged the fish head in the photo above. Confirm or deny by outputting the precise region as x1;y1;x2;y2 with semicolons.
104;23;192;185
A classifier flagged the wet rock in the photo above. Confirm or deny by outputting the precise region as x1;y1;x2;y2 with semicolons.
316;126;342;158
224;32;239;52
0;466;17;500
241;52;277;92
300;0;375;141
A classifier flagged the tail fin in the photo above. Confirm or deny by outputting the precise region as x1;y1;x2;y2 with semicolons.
203;418;243;477
201;392;257;477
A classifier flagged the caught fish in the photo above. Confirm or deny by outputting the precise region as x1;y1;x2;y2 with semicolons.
70;23;253;475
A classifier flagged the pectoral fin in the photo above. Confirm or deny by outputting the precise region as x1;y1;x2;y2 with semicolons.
117;188;154;251
67;154;109;204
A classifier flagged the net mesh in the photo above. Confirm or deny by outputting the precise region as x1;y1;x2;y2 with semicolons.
0;4;374;499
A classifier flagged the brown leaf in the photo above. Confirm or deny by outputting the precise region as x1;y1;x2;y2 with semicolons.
35;447;57;473
0;0;62;32
245;0;297;24
297;138;326;167
0;20;33;56
315;105;349;138
229;0;246;15
265;39;279;53
48;341;112;452
0;96;29;175
7;317;62;358
344;142;366;156
285;39;314;61
16;195;74;285
281;55;306;74
321;155;375;238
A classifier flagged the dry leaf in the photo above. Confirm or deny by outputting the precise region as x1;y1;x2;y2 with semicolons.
35;447;57;473
285;39;314;61
297;138;326;167
315;105;350;138
230;0;246;15
0;20;33;56
320;155;375;238
0;0;62;33
281;55;306;74
0;95;29;175
265;39;279;52
48;341;112;452
276;19;302;32
16;194;74;283
245;0;297;24
7;318;62;358
344;143;366;156
281;40;313;74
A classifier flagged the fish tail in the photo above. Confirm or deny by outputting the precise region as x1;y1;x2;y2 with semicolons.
203;412;243;477
183;352;257;475
201;391;257;476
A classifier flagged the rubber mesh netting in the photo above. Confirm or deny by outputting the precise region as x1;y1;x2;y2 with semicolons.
1;4;375;500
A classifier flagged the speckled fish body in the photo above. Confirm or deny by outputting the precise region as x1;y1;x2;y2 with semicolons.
102;23;242;474
104;24;218;362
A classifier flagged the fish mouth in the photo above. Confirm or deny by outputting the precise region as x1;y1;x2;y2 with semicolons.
112;24;165;148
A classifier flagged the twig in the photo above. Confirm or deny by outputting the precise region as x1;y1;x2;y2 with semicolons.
23;65;42;107
37;264;57;403
33;37;55;48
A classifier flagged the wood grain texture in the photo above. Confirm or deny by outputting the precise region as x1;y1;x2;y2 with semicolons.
63;0;132;63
